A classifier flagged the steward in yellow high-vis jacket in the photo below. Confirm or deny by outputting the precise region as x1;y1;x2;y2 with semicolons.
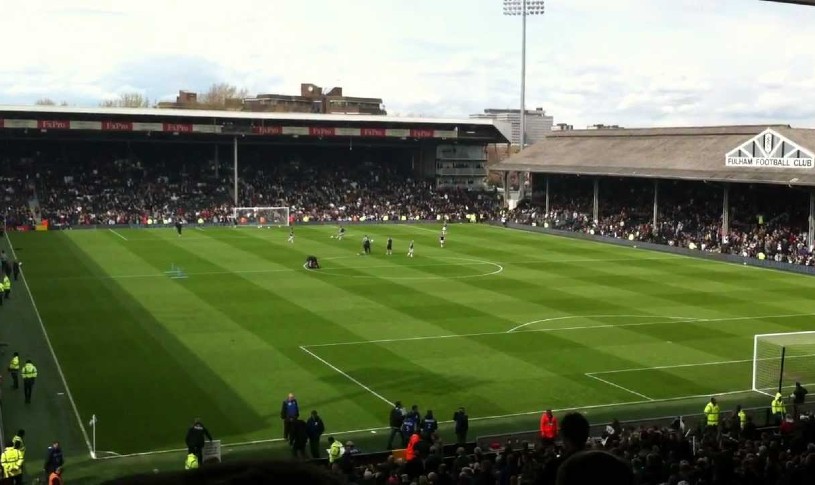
704;397;720;428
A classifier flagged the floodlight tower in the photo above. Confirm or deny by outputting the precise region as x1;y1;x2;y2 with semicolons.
502;0;544;151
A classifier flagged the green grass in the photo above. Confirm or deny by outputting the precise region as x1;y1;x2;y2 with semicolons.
6;223;815;481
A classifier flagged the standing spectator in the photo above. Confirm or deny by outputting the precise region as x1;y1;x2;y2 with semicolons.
541;412;590;485
703;397;719;430
453;407;469;445
48;466;64;485
540;409;559;447
21;359;37;404
184;418;213;464
7;352;20;390
290;418;308;459
280;392;300;440
792;381;808;417
44;441;64;476
386;401;405;450
306;410;325;458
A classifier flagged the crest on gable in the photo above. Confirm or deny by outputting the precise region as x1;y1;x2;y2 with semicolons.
725;128;815;169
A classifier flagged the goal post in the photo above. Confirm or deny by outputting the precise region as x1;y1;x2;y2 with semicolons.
752;331;815;397
233;207;290;227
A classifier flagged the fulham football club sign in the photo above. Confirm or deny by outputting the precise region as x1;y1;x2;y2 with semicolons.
726;128;815;169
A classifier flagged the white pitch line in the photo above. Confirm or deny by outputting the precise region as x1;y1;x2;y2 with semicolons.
108;228;128;241
585;373;654;401
195;226;206;232
592;352;815;375
506;314;691;333
303;312;815;348
299;346;393;406
3;232;95;458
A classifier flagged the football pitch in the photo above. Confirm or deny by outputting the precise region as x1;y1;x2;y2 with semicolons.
8;223;815;457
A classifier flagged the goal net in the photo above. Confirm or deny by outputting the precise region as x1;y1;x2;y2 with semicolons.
752;331;815;396
233;207;290;227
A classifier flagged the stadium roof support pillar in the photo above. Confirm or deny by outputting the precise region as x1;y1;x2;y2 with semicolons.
502;171;509;208
545;175;550;215
592;178;599;223
233;136;239;207
214;144;219;178
722;184;730;235
809;190;815;246
653;180;659;228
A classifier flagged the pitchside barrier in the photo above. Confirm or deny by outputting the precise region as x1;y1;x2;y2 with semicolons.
474;402;815;452
499;222;815;278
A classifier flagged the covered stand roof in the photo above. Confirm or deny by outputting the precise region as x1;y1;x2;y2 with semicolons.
493;125;815;186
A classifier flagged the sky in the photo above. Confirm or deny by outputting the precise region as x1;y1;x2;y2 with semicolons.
1;0;814;128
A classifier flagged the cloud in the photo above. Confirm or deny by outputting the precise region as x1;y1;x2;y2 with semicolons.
0;0;814;128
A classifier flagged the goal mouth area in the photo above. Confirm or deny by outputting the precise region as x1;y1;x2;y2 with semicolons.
232;207;290;227
752;331;815;397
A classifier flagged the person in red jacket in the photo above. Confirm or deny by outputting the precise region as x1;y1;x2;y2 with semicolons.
405;432;421;461
540;409;558;447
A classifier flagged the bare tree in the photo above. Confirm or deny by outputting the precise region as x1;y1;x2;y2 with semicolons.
100;92;149;108
199;83;248;107
35;98;56;105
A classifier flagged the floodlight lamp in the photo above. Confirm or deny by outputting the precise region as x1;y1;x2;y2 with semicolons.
502;0;545;16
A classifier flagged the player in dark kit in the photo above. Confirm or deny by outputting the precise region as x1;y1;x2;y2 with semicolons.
362;236;372;255
175;219;183;237
386;237;393;255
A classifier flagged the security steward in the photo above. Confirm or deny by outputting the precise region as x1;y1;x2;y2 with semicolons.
704;397;720;429
185;452;199;470
11;430;25;458
1;440;24;484
8;352;20;389
2;272;10;300
772;392;786;425
22;360;37;404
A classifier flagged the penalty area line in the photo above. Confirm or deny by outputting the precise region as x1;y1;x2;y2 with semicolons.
584;372;654;401
299;346;393;406
108;228;128;241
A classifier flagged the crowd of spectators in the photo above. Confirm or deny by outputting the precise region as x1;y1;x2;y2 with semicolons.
318;408;815;485
507;178;815;267
2;155;500;228
5;152;815;270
